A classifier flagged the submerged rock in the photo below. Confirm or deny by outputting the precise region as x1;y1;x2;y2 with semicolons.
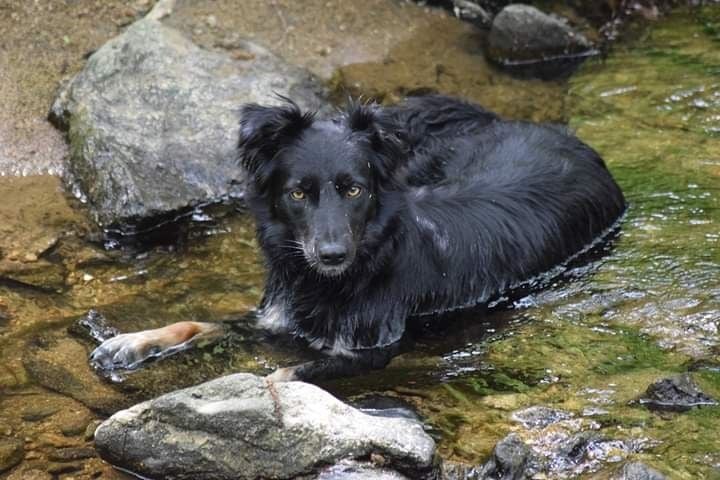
638;373;718;412
614;462;667;480
50;17;325;229
487;4;594;78
22;335;132;415
94;373;436;480
510;406;573;429
0;437;24;474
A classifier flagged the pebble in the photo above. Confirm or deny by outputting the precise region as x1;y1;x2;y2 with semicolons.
84;420;102;442
48;447;97;462
21;406;60;422
37;432;79;448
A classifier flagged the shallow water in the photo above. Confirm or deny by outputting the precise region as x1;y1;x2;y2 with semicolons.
1;3;720;480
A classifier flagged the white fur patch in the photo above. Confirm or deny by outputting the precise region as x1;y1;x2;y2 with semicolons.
256;303;290;333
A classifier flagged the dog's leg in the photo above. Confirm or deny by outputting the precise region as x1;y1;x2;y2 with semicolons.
267;345;399;383
89;321;225;372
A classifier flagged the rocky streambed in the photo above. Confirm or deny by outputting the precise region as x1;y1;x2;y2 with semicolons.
1;1;720;479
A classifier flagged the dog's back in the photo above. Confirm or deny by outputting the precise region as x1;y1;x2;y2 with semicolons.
385;109;626;317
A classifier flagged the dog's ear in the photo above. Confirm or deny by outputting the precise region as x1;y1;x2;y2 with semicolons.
238;98;315;184
346;101;407;179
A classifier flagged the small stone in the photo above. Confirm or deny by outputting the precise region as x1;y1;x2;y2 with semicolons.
48;447;97;462
0;437;24;473
46;462;82;475
82;273;94;282
84;420;103;441
37;432;79;448
21;405;60;422
59;415;92;437
206;15;217;27
23;253;38;263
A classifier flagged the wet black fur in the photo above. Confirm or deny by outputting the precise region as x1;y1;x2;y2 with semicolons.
238;95;626;380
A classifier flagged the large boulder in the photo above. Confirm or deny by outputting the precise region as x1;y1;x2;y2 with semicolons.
487;4;594;77
93;373;436;480
50;18;326;228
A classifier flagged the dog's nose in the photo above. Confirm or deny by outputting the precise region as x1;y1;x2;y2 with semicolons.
318;244;347;265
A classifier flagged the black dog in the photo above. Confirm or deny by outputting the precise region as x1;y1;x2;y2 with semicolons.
90;95;626;382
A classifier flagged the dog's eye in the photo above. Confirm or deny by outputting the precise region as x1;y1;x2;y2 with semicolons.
289;190;306;201
346;186;363;198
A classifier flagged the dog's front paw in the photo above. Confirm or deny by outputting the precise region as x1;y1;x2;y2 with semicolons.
89;331;165;372
266;366;299;382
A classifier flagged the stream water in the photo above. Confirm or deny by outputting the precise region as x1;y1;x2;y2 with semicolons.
1;3;719;479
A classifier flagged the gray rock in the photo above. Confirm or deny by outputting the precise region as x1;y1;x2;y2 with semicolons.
638;373;718;412
510;406;573;429
50;18;326;228
0;437;24;474
615;462;667;480
316;460;410;479
476;433;537;480
94;373;436;480
441;434;537;480
487;4;593;67
22;335;133;415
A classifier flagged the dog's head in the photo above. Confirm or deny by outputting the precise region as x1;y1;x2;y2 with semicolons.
238;98;405;277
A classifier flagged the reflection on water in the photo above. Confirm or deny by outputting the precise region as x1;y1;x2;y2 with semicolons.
1;4;720;480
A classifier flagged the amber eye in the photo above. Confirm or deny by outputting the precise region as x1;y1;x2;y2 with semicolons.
346;185;363;198
289;190;306;201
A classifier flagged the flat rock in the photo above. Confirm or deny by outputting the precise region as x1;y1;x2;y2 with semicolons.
0;437;24;474
487;4;594;76
94;373;436;480
638;373;718;412
50;17;326;228
22;335;133;415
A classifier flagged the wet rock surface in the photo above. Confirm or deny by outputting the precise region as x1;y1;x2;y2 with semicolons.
487;4;594;77
476;433;537;480
510;405;573;429
50;16;326;228
638;373;718;411
0;176;90;291
315;460;410;479
0;437;24;473
94;373;436;480
22;334;134;415
614;461;667;480
439;434;537;480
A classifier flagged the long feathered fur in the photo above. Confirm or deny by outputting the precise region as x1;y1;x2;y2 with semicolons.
237;95;626;355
